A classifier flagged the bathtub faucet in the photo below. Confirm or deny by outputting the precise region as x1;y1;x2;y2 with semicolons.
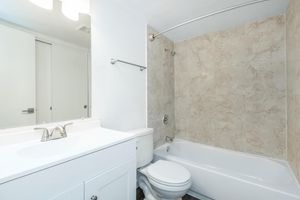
165;136;174;143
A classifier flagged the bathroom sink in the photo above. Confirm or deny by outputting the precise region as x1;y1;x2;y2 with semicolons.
0;125;136;185
0;132;41;147
17;128;131;159
17;139;79;159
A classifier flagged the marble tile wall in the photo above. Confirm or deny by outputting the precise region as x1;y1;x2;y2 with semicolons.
174;15;287;159
147;26;175;148
287;0;300;181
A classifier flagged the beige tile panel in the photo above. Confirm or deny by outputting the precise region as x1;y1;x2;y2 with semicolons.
287;0;300;182
174;15;286;159
147;26;175;148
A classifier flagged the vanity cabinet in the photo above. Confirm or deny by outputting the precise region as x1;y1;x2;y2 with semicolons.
0;140;136;200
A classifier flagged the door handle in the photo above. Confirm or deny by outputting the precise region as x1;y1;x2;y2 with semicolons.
22;108;35;114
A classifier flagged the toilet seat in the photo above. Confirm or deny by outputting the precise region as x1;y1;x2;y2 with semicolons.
146;160;191;189
148;176;191;193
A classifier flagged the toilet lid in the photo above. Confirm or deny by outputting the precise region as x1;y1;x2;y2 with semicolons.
147;160;191;186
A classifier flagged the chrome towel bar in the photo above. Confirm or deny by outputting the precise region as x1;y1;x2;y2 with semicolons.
111;58;146;71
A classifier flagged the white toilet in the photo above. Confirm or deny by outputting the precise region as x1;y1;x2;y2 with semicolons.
131;129;192;200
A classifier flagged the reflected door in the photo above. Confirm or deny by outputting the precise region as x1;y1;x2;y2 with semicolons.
51;44;89;122
36;41;52;124
36;42;89;124
0;24;36;129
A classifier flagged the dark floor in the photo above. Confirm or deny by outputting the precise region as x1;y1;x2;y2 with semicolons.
136;188;144;200
136;187;199;200
182;194;200;200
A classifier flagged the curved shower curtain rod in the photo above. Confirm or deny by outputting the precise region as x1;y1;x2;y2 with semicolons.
149;0;272;41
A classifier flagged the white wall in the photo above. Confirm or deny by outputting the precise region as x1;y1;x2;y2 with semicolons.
91;0;147;131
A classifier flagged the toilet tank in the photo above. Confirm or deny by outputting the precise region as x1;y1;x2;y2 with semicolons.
129;128;153;168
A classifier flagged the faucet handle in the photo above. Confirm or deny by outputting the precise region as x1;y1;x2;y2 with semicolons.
34;127;50;142
63;122;73;129
51;126;64;138
165;136;174;143
62;122;73;136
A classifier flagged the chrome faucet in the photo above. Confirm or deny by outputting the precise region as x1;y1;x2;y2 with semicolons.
165;136;174;143
34;122;73;142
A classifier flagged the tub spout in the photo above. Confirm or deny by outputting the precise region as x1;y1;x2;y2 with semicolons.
165;136;174;143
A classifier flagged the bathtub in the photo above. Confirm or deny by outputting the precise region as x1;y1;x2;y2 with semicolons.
154;139;300;200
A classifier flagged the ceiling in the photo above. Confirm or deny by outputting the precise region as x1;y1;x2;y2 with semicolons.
0;0;289;45
0;0;90;47
124;0;289;42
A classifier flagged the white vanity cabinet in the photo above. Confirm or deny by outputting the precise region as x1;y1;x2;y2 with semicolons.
0;139;136;200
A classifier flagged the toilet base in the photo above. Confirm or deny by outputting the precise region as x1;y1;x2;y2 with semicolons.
138;174;188;200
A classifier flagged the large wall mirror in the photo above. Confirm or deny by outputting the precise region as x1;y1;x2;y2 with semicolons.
0;0;91;129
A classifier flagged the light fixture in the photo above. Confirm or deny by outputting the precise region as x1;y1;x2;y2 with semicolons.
60;0;90;21
29;0;53;10
29;0;90;21
61;0;79;21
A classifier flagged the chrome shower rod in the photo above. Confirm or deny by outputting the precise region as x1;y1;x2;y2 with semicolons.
149;0;272;41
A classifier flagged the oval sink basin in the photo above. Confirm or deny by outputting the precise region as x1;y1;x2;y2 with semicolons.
17;137;81;159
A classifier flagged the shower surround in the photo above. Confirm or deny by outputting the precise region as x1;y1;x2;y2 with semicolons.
148;15;287;158
147;26;175;148
287;0;300;181
147;1;300;184
174;15;287;159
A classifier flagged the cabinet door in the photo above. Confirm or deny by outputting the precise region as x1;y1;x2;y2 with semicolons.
85;161;135;200
51;184;84;200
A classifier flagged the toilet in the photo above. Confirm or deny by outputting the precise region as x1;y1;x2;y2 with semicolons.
130;129;192;200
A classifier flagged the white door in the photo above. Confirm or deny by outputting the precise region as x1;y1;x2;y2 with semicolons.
36;40;52;124
51;44;89;122
0;24;36;129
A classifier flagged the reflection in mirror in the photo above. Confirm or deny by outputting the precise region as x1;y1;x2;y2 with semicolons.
0;0;91;129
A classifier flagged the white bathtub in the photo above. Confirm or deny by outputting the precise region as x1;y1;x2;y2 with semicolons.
154;139;300;200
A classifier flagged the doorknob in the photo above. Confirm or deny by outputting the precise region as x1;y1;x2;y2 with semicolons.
22;108;35;114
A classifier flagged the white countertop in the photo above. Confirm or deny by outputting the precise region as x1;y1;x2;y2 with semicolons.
0;126;136;185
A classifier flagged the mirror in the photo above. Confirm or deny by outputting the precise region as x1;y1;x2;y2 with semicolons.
0;0;91;129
